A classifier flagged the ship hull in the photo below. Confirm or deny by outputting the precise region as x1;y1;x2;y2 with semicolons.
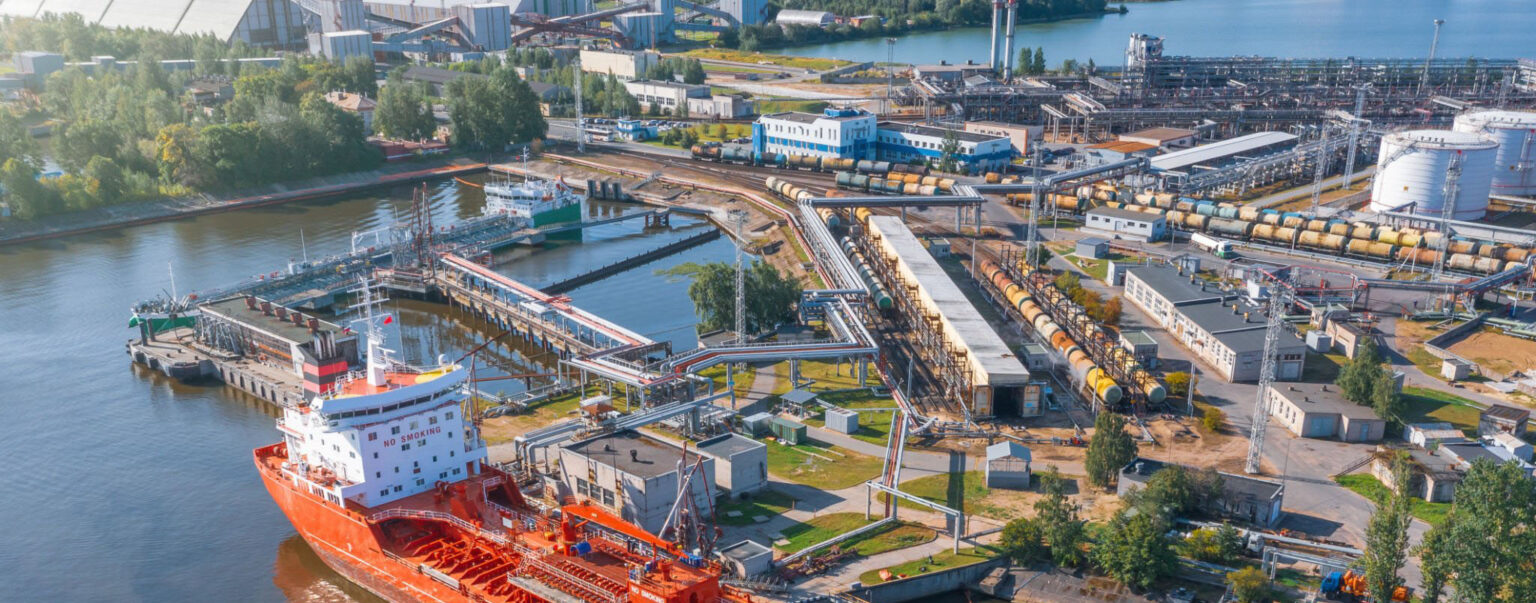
532;198;583;228
258;462;464;603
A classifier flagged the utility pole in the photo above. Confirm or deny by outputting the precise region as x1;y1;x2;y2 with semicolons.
1026;144;1044;268
1419;19;1445;96
1309;128;1332;211
1341;84;1368;190
573;55;585;154
1245;281;1290;475
730;209;748;344
1434;152;1463;278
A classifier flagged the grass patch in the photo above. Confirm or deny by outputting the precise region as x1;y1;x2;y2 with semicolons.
1400;386;1482;434
858;546;1000;584
698;364;756;398
889;471;1009;518
680;48;850;71
1301;352;1348;382
764;439;884;489
778;512;936;555
1063;252;1128;282
773;359;893;445
756;99;830;114
1406;346;1446;380
1334;474;1453;528
479;384;607;444
702;63;777;74
717;489;798;526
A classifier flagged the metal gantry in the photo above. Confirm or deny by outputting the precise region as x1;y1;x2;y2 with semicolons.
1245;281;1290;475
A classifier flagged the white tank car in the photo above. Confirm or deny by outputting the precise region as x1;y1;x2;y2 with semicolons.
1369;130;1497;220
1453;110;1536;196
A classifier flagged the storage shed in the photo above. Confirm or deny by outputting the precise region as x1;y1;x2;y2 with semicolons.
718;540;774;578
742;412;774;437
1479;404;1530;437
825;407;859;434
770;417;808;445
696;433;769;498
1075;237;1109;259
1020;342;1050;372
1118;330;1159;368
984;441;1032;489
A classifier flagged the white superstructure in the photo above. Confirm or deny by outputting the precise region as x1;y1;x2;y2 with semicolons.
1453;110;1536;196
275;284;484;508
1369;130;1498;220
754;107;876;159
483;176;583;221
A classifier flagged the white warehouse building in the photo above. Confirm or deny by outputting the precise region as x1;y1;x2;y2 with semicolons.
580;48;661;81
624;80;710;113
874;121;1013;174
753;107;877;159
774;9;835;27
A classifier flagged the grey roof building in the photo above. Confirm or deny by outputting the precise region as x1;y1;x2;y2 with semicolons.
1123;264;1304;382
1118;458;1284;527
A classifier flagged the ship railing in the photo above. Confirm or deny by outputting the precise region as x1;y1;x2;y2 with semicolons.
368;508;510;546
516;556;627;603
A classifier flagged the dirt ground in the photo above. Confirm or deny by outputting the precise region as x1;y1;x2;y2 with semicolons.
1446;328;1536;377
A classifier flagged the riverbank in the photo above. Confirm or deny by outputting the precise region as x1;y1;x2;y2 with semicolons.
0;157;489;247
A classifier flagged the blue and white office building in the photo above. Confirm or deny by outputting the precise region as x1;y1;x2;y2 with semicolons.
753;107;877;160
875;121;1013;174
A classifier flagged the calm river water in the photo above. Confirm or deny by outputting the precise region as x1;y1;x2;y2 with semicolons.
0;177;731;601
776;0;1536;67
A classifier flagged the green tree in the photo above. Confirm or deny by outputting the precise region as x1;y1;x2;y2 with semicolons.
1227;567;1271;603
1;158;59;218
56;119;123;171
1434;459;1536;602
1054;271;1081;292
682;59;707;85
938;128;960;174
1093;509;1176;590
1085;412;1136;489
1164;371;1192;399
999;517;1046;564
0;110;40;169
82;156;125;203
1337;337;1385;406
1135;464;1223;518
686;261;803;334
1032;47;1046;75
1362;455;1412;603
374;78;437;140
1414;519;1452;603
1201;406;1226;432
1180;524;1243;564
1370;368;1403;425
1034;469;1086;567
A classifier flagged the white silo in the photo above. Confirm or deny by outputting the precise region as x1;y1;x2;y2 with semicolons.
1369;130;1498;220
1453;110;1536;196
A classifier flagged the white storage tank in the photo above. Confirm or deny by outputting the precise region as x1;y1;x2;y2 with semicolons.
1453;110;1536;196
1370;130;1497;220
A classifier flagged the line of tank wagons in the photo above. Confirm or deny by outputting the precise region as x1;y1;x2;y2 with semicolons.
690;144;961;195
979;259;1167;408
1007;185;1536;275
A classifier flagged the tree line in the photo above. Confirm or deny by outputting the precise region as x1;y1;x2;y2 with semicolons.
1053;271;1123;326
3;55;383;220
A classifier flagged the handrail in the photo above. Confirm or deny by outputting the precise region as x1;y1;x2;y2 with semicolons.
367;508;510;546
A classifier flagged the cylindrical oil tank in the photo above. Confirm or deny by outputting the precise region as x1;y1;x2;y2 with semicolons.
835;172;855;187
1452;110;1536;196
856;160;877;174
1398;247;1441;265
1446;239;1479;255
921;176;940;187
1507;260;1528;272
1420;231;1444;250
1184;214;1209;230
1138;374;1167;404
1216;204;1239;219
1274;226;1302;245
1252;224;1280;242
883;179;906;194
1282;215;1306;229
1021;301;1043;325
852;174;872;191
1239;207;1261;222
1174;200;1195;213
1397;231;1424;248
873;160;891;174
1477;244;1505;259
1166;210;1187;224
1327;220;1351;236
1209;218;1253;238
1504;247;1529;263
818;208;841;228
1305;219;1329;233
855;207;873;223
1007;288;1030;312
1367;242;1397;258
1447;253;1478;271
903;183;921;195
1349;223;1377;241
985;172;1001;184
1475;256;1505;273
1134;192;1156;206
919;185;939;196
937;178;956;191
1347;239;1374;256
1056;197;1080;211
1259;211;1282;226
1376;227;1400;245
1194;202;1218;217
1370;130;1498;220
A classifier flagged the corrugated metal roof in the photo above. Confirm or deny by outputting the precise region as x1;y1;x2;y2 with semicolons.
0;0;49;17
98;0;192;31
176;0;259;37
868;215;1031;386
1150;131;1298;173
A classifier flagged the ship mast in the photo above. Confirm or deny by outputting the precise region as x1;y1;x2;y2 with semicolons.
348;278;394;387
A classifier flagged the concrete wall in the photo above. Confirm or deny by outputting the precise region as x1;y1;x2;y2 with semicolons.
846;558;1010;603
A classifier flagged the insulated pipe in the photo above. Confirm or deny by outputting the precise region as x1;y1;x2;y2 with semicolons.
1002;0;1017;80
989;2;1002;72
